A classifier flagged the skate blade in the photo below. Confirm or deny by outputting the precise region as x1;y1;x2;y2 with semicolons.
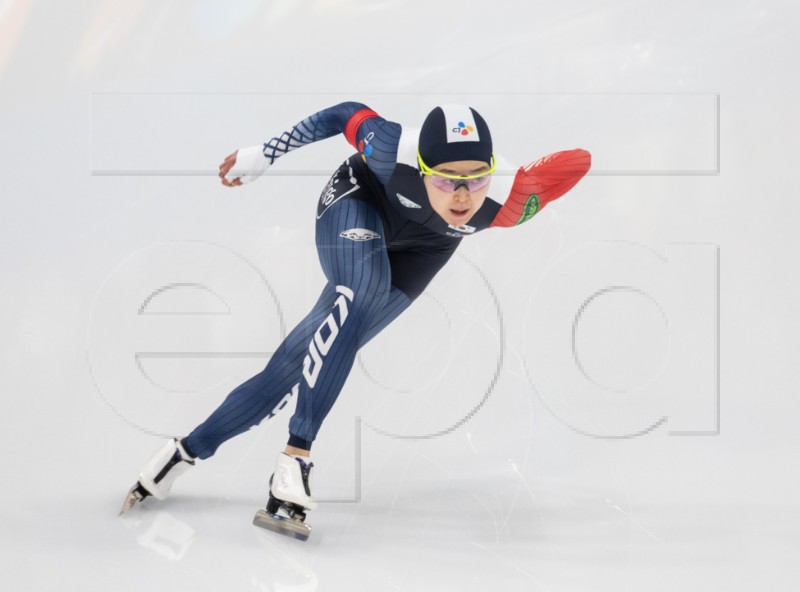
119;484;146;516
253;509;311;541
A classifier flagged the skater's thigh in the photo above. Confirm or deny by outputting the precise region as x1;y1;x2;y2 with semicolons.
314;197;389;292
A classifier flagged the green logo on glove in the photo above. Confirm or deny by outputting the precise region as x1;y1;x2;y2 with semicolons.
517;194;540;225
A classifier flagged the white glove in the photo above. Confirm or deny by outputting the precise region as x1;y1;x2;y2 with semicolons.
224;145;270;185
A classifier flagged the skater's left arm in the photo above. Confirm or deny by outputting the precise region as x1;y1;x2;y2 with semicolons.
489;149;591;228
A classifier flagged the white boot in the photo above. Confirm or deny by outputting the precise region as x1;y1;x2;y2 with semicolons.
270;453;318;511
138;438;195;500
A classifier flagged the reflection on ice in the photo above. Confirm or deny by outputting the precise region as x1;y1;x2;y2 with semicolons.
119;509;195;562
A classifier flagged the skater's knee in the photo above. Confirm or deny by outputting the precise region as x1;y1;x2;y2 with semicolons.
331;282;389;324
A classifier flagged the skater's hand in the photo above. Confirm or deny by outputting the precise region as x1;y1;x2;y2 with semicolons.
219;145;271;187
219;151;242;187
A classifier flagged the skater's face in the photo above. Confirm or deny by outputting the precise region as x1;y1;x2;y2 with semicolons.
423;160;492;227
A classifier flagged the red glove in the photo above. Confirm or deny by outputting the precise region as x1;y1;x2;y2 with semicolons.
490;148;591;228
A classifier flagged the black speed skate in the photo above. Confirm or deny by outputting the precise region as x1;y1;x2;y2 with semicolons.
252;453;317;541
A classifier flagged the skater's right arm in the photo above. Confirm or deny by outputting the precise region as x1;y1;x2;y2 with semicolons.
219;102;400;187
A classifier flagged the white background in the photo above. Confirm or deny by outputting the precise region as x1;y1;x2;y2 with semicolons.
1;1;798;590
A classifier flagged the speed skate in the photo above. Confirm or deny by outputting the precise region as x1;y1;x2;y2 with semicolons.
253;492;313;541
119;438;196;515
119;482;151;515
253;453;318;541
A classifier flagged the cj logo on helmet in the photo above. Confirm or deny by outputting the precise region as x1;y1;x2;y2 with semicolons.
452;121;475;136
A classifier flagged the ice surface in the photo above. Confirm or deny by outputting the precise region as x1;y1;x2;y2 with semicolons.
1;1;799;591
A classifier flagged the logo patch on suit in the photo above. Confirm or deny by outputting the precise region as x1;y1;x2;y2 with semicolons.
517;194;540;224
396;193;422;209
448;223;476;234
317;164;360;220
340;228;381;241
